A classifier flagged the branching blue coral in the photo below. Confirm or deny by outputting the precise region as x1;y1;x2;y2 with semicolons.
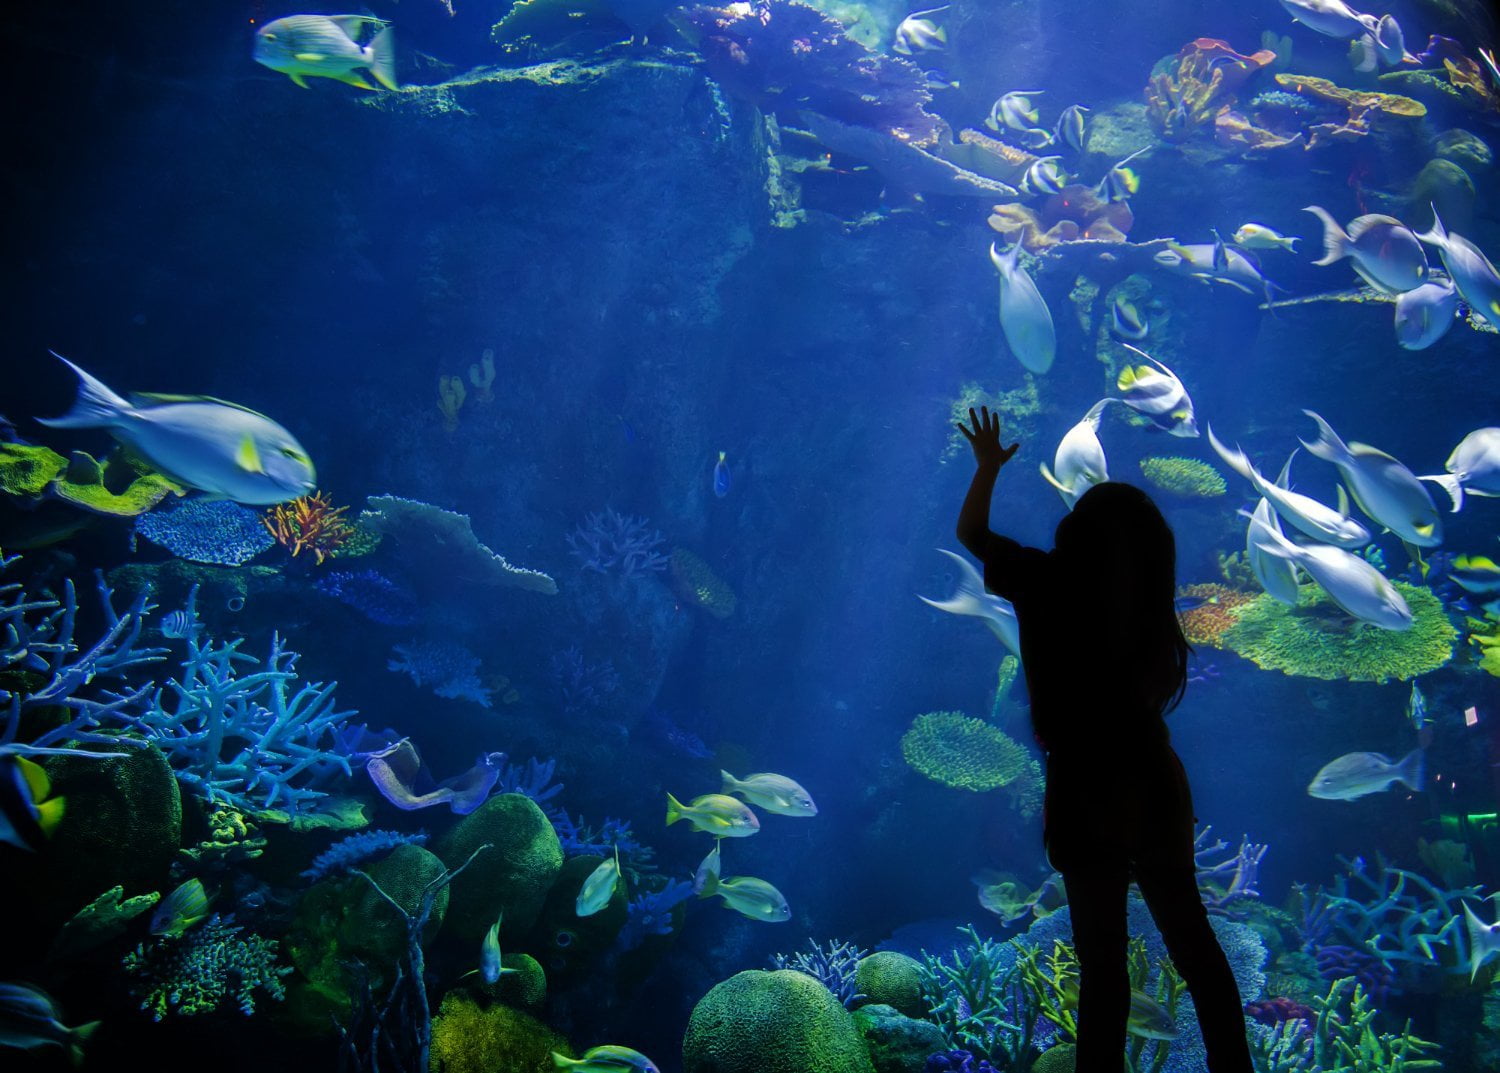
122;914;290;1020
301;829;429;882
551;810;654;868
919;924;1036;1068
388;639;491;707
619;878;694;951
493;755;564;805
772;938;869;1008
565;507;668;576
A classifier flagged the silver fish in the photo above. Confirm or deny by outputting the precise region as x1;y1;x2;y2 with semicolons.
1110;295;1148;341
253;14;397;90
1394;279;1459;351
1210;426;1371;548
1232;223;1299;252
720;771;817;817
1304;206;1427;294
1299;410;1442;548
1250;519;1411;629
1246;462;1302;606
1153;242;1274;303
1408;683;1428;732
1040;400;1113;509
1415;208;1500;327
1308;748;1424;800
918;549;1022;658
1278;0;1373;39
990;242;1056;374
1421;428;1500;511
0;982;98;1064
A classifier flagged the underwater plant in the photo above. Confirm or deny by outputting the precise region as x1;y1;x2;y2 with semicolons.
122;914;289;1020
1193;825;1268;917
135;497;275;566
771;937;869;1008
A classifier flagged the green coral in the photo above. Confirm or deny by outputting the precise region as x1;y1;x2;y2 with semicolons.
531;854;627;985
683;969;876;1073
430;990;572;1073
852;1004;947;1073
1138;456;1226;498
901;711;1033;792
855;951;927;1018
945;379;1041;461
435;793;564;942
48;885;162;964
1222;583;1455;682
1251;976;1441;1072
52;450;181;516
480;952;547;1010
0;442;68;497
1467;609;1500;677
919;925;1037;1067
123;915;289;1020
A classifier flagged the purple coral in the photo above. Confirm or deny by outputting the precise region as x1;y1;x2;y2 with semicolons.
565;508;669;576
549;645;620;714
388;640;491;707
619;878;694;951
1193;825;1267;917
135;498;275;566
493;755;564;805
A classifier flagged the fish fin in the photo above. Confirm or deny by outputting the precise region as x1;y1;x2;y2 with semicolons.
289;72;310;89
36;352;133;429
1418;473;1464;512
665;791;684;826
552;1053;583;1069
15;755;52;802
989;241;1019;276
35;795;65;838
1397;747;1425;792
1336;484;1350;518
1082;398;1116;425
1465;902;1500;982
68;1022;99;1067
294;53;326;62
1302;205;1348;266
1402;540;1430;577
917;549;991;619
235;436;265;474
1285;236;1300;252
1298;410;1347;465
1349;260;1399;295
1274;449;1298;490
337;71;377;90
367;25;398;90
329;14;387;35
1414;204;1447;247
1206;425;1253;483
1116;365;1140;390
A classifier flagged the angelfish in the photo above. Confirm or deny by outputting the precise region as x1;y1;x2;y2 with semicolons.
1299;410;1442;549
1040;400;1112;509
1113;345;1197;437
576;847;623;918
990;243;1056;374
893;7;948;55
253;15;397;90
38;353;316;505
917;548;1022;658
1421;428;1500;511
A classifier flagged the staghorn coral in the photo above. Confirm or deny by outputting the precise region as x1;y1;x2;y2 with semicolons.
549;645;620;713
1139;456;1226;498
670;546;738;619
901;712;1033;793
773;938;870;1008
1223;582;1454;682
1297;976;1440;1072
1145;38;1277;141
918;924;1037;1068
566;507;669;575
136;498;276;566
1176;584;1255;648
261;491;354;564
1195;824;1268;917
618;876;693;951
987;184;1133;254
122;914;289;1020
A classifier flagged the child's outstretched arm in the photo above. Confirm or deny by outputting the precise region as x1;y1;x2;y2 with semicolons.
955;406;1020;558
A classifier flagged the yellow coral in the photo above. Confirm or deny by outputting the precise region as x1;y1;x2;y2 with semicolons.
670;547;737;619
1139;456;1226;498
901;712;1032;793
430;990;571;1073
438;375;467;433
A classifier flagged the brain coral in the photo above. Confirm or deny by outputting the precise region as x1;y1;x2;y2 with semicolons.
1138;456;1226;498
855;952;927;1018
901;712;1032;792
435;792;564;942
1222;582;1455;682
683;969;876;1073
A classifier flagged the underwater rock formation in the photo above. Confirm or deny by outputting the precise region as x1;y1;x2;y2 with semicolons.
683;968;877;1073
852;1003;947;1073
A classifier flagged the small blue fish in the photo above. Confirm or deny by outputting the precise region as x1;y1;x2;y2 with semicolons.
713;451;731;498
150;878;211;937
159;610;197;640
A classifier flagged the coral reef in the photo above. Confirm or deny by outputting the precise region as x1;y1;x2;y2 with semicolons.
1268;74;1425;150
1194;825;1267;917
493;755;564;807
1222;583;1455;682
315;568;419;626
178;803;268;877
773;938;869;1008
901;712;1034;793
567;508;669;576
1176;584;1256;648
853;1004;948;1073
47;884;162;964
549;646;620;714
618;877;693;951
945;381;1041;463
856;951;928;1018
136;498;276;566
0;442;68;497
301;829;430;882
435;792;564;941
1249;976;1441;1072
1145;38;1277;141
429;990;572;1073
683;968;877;1073
919;925;1036;1068
0;443;180;518
1138;456;1226;499
357;495;557;595
987;185;1134;254
122;914;289;1020
670;547;738;619
533;854;628;981
1468;608;1500;677
261;491;354;564
389;640;492;707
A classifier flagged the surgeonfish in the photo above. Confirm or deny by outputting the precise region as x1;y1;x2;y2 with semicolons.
1093;148;1147;203
1394;279;1459;351
665;792;760;837
1208;426;1371;548
1246;454;1303;606
1450;556;1500;597
1040;400;1113;509
0;756;65;853
1152;243;1275;303
253;15;397;90
693;841;721;894
38;353;316;505
1371;13;1418;66
713;451;732;498
986;90;1043;133
1232;223;1300;252
576;847;624;917
150;878;211;938
1113;345;1197;438
1053;105;1090;152
917;548;1022;658
1299;410;1442;548
696;871;791;922
1277;0;1374;39
1422;428;1500;511
0;982;99;1065
1248;518;1412;630
1464;900;1500;982
552;1045;662;1073
990;242;1056;375
1408;682;1428;733
719;771;817;817
1303;206;1427;294
893;7;948;55
1110;295;1148;341
1415;207;1500;327
1308;748;1424;800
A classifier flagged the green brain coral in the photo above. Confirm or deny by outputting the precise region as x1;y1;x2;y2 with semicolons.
1222;582;1455;682
901;711;1033;792
855;952;927;1018
683;969;876;1073
1138;456;1226;498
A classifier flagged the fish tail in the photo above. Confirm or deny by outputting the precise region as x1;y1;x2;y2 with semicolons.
1419;472;1464;513
1298;410;1349;465
551;1052;582;1069
1397;747;1425;792
1206;425;1254;484
1466;901;1500;982
1414;204;1447;247
665;791;685;827
68;1022;100;1068
989;241;1019;277
720;770;741;795
1285;236;1300;252
1303;205;1348;266
36;352;132;429
917;549;990;618
366;25;398;90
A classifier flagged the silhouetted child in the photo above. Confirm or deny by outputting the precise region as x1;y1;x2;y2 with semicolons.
955;406;1253;1073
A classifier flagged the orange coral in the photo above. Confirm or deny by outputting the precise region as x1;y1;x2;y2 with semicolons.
1177;583;1255;648
262;492;354;565
988;184;1133;254
1145;38;1277;141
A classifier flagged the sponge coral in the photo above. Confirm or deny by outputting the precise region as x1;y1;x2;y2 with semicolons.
1223;582;1455;682
430;990;571;1073
1138;456;1226;499
683;969;876;1073
900;712;1032;792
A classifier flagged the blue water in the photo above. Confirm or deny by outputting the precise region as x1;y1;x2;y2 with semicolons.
3;1;1500;1071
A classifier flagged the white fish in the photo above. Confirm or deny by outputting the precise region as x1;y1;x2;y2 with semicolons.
1110;296;1148;341
479;913;518;984
918;549;1022;658
1209;427;1371;548
1053;105;1089;152
1022;156;1068;197
253;14;397;90
1394;279;1459;351
990;242;1056;375
576;847;623;917
38;354;316;505
1278;0;1374;39
1304;206;1427;294
720;771;817;817
893;7;948;55
986;90;1044;133
1308;748;1424;800
1464;900;1500;981
1372;13;1417;65
1249;520;1412;629
1421;428;1500;511
1114;345;1197;438
1232;223;1299;252
1152;243;1274;302
693;841;721;895
1247;454;1303;606
1093;147;1147;203
1415;208;1500;326
696;872;791;923
1299;411;1442;548
1040;400;1112;509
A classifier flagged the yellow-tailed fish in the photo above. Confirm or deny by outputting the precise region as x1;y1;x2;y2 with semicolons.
1304;205;1427;294
552;1045;661;1073
576;847;623;917
719;771;817;817
697;871;791;923
1394;279;1459;351
665;792;759;837
1231;223;1299;252
38;353;315;505
0;756;65;853
150;878;211;937
253;15;397;90
971;870;1033;923
1058;978;1180;1040
1299;410;1441;548
1415;207;1500;327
